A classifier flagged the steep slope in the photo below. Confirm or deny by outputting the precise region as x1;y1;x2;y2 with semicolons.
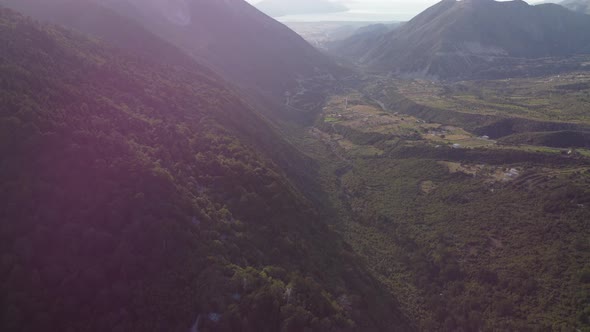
0;7;412;332
327;23;400;60
0;0;199;69
560;0;590;14
97;0;340;98
341;0;590;79
1;0;342;119
256;0;347;17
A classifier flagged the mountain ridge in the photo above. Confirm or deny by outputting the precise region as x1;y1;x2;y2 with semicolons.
0;6;412;331
0;0;342;104
332;0;590;79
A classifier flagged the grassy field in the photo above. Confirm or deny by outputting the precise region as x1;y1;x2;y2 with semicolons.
391;73;590;123
320;93;497;149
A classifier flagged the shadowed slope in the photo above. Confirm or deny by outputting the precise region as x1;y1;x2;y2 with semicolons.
0;7;412;332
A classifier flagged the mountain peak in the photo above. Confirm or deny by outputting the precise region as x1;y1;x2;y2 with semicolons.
335;0;590;79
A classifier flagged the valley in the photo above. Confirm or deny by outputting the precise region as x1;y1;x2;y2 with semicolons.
292;71;590;330
1;0;590;331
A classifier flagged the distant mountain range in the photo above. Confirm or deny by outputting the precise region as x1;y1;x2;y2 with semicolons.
329;0;590;79
560;0;590;14
255;0;348;17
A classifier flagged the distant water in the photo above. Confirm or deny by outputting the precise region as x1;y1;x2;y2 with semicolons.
271;0;547;22
277;10;416;22
274;1;437;22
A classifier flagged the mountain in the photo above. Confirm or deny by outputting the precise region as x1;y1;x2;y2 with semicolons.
335;0;590;79
92;0;341;100
327;23;400;60
255;0;348;17
0;0;340;102
0;6;412;332
0;0;200;69
560;0;590;14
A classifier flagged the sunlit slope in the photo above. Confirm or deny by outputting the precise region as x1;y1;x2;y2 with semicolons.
1;0;344;122
99;0;341;97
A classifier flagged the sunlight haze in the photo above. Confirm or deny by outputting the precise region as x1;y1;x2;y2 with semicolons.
247;0;560;21
2;0;590;330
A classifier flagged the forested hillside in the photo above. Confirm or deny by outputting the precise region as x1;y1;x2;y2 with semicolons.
302;86;590;331
4;0;589;331
1;0;343;121
0;8;411;331
0;0;200;69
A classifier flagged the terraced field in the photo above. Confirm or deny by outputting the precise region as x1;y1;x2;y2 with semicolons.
393;73;590;123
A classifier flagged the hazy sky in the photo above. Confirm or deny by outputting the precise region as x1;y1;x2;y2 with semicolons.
246;0;555;21
247;0;442;16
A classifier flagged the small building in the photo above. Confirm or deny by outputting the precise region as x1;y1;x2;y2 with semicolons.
567;149;581;156
507;168;519;177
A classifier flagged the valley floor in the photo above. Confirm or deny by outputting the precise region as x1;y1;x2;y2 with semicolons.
293;74;590;331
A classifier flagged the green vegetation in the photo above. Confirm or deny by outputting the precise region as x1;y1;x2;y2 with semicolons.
404;75;590;123
315;9;590;329
3;1;590;331
324;116;341;123
0;9;411;332
302;89;590;331
499;130;590;149
336;157;590;331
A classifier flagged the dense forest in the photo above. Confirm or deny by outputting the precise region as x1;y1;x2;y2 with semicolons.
0;8;411;331
3;0;590;331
